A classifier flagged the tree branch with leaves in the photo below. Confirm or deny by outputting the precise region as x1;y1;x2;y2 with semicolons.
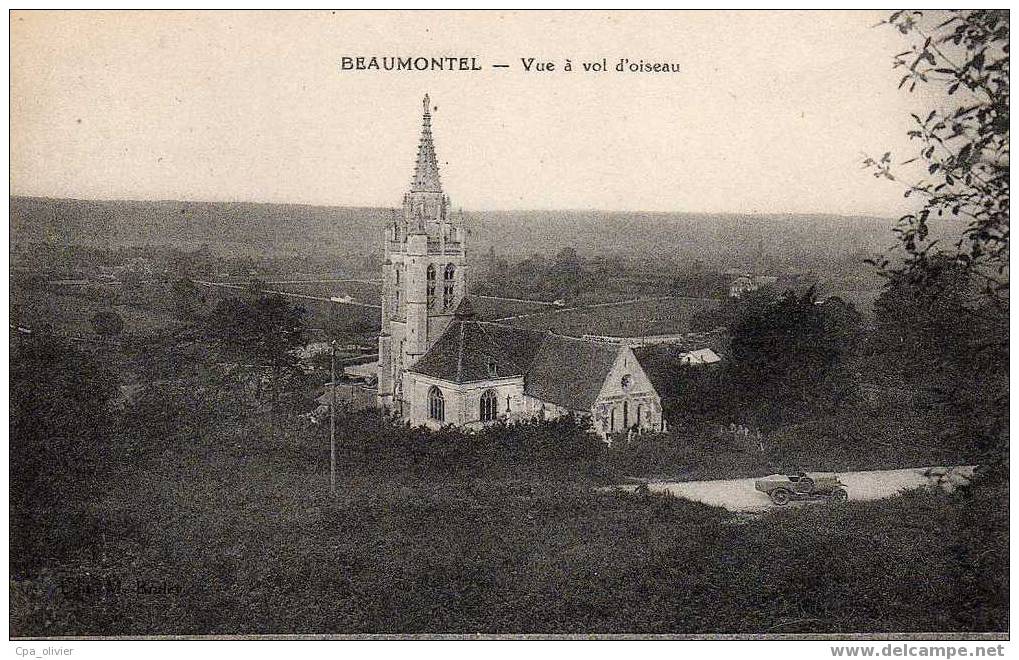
864;10;1008;310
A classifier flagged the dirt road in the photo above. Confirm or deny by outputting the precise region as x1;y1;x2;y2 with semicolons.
613;467;967;512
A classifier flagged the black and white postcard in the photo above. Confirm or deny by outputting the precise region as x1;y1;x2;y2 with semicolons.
8;8;1009;652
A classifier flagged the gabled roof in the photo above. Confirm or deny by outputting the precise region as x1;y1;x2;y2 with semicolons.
409;320;546;383
679;348;722;364
409;317;627;412
524;333;621;412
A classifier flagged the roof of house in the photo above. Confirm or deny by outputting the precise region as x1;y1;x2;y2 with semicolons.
409;317;625;412
679;348;722;364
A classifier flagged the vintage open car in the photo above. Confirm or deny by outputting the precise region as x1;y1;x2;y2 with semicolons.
754;471;848;505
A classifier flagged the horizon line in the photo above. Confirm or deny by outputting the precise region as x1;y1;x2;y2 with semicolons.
8;193;898;221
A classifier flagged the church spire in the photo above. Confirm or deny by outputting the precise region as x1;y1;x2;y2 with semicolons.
410;94;442;193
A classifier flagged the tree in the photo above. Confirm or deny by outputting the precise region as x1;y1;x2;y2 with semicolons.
549;248;584;300
519;252;547;275
119;326;249;449
10;336;119;576
871;255;1007;451
206;294;307;439
865;10;1008;310
689;287;776;332
864;10;1008;455
552;247;581;275
726;288;862;428
172;278;203;322
91;309;124;336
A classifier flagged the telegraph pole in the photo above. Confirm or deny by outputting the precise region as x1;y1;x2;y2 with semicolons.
329;341;337;494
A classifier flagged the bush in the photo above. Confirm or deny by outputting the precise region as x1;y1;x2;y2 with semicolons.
91;310;125;336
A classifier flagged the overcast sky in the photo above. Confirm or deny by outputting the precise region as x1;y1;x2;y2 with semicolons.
10;10;941;216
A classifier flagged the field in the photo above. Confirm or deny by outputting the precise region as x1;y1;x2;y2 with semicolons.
267;280;381;303
502;297;718;337
10;286;175;337
240;289;718;339
468;296;559;321
194;282;379;338
8;279;383;343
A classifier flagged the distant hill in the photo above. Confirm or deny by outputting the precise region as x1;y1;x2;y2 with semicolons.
476;209;894;268
10;196;895;269
9;197;387;260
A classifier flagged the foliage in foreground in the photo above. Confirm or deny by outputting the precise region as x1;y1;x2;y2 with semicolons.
866;10;1008;310
9;390;1008;635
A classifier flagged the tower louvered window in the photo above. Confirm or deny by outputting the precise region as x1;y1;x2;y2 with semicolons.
443;264;456;310
426;264;436;308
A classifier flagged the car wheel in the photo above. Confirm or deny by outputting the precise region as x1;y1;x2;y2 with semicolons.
770;488;791;505
829;488;848;504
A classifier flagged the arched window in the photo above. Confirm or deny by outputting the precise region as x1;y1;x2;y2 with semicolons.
636;404;643;427
426;264;436;308
623;401;629;428
480;389;498;422
443;264;456;310
428;386;444;422
610;408;616;432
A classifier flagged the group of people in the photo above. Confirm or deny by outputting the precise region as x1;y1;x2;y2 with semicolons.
725;423;765;452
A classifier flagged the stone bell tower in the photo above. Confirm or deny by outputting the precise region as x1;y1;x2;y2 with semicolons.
377;94;468;415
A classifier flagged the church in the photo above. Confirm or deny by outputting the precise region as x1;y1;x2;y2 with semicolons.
376;96;664;437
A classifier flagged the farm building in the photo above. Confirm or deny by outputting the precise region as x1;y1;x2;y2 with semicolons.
729;275;778;298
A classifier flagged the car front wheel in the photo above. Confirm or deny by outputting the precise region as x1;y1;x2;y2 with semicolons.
770;488;791;505
829;488;848;504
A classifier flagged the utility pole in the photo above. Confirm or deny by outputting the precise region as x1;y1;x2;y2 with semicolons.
329;341;337;494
